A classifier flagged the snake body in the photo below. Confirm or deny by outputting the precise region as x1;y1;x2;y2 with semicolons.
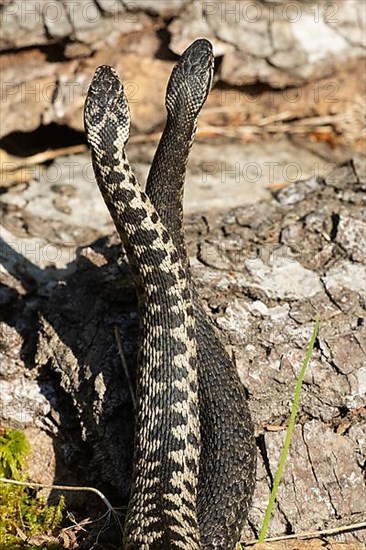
84;39;256;550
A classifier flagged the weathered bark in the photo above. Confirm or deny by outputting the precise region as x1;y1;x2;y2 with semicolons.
1;157;365;544
0;0;365;545
1;0;365;138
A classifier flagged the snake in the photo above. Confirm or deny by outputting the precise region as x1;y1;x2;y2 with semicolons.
84;39;256;550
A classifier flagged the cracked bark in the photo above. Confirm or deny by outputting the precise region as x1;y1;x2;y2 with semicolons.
1;0;365;138
0;0;365;546
1;158;365;544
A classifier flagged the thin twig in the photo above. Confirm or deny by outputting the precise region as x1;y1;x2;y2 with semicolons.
114;324;137;409
1;144;87;172
241;520;366;546
0;476;122;532
62;514;93;532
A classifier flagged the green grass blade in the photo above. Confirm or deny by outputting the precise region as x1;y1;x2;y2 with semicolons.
258;313;320;543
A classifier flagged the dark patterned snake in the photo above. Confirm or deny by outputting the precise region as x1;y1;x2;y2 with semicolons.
84;39;256;550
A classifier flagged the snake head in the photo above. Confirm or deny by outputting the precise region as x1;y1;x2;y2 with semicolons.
84;65;130;150
166;38;214;121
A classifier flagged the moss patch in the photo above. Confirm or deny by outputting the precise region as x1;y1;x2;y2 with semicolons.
0;428;65;549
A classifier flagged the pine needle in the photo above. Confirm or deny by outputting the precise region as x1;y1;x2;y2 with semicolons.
258;313;320;542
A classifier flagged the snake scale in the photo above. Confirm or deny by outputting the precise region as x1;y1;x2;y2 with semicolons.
84;39;256;550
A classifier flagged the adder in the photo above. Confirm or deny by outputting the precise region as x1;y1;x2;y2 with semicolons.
84;38;256;550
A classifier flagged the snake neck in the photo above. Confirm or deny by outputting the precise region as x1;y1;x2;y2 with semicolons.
146;116;196;267
90;148;201;549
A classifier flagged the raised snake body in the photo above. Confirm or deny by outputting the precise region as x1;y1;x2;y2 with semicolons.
84;39;256;550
